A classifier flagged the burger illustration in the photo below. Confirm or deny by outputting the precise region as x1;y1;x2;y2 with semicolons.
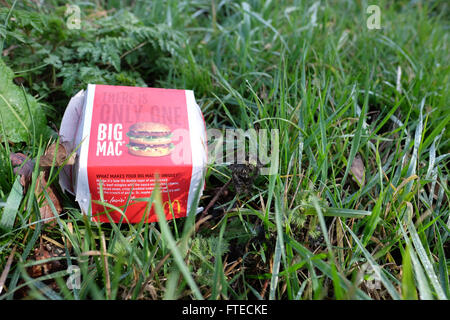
126;122;175;157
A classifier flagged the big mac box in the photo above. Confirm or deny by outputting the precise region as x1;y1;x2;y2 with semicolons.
59;84;207;223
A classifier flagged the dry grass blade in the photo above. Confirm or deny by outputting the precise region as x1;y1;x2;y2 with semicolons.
101;234;111;299
0;245;17;294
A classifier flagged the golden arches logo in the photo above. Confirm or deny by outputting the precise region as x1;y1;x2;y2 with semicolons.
162;200;181;215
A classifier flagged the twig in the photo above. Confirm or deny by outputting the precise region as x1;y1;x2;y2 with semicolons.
194;179;231;232
201;179;231;218
194;214;213;232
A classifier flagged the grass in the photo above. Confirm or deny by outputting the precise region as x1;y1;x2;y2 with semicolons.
0;0;449;300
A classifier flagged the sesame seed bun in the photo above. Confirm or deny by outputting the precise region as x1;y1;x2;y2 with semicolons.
129;122;171;133
127;144;174;157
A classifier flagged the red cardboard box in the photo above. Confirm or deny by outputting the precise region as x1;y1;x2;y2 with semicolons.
59;84;207;223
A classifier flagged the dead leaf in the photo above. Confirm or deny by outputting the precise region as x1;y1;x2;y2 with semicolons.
10;153;35;191
351;154;365;186
10;152;27;166
11;148;65;224
29;238;64;278
29;240;53;278
16;238;66;299
34;171;62;225
13;77;25;85
39;142;75;168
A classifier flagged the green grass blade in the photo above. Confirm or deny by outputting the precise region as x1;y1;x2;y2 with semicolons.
341;80;369;186
406;219;447;299
436;230;449;298
397;215;433;300
0;176;23;232
343;223;401;300
153;188;203;300
401;244;418;300
285;236;370;300
269;229;282;300
211;216;228;300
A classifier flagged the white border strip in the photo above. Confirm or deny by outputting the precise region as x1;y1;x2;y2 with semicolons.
75;84;95;216
185;90;207;215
